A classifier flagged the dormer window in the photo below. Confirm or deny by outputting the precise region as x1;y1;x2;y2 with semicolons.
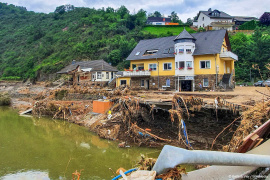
144;49;158;55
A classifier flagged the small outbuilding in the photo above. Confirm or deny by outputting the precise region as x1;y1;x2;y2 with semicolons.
57;60;118;86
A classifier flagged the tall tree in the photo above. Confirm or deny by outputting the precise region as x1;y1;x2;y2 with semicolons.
260;12;270;26
153;11;162;17
186;18;193;26
170;11;179;23
117;5;129;19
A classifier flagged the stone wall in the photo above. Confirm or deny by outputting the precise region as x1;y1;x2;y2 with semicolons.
130;76;175;90
194;74;223;91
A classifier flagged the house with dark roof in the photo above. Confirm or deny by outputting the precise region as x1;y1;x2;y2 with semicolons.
146;17;171;25
195;8;234;31
116;29;238;91
57;60;118;86
233;16;259;29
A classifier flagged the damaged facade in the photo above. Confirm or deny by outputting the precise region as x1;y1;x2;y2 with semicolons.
57;60;118;86
117;29;238;91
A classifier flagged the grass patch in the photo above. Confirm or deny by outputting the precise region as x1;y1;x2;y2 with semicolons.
142;26;196;36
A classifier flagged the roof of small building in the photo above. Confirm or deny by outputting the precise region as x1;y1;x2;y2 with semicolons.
57;59;118;74
233;16;258;22
199;10;232;19
174;28;196;40
126;29;227;61
147;17;171;22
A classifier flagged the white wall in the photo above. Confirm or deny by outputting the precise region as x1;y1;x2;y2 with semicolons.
174;42;195;76
197;13;211;28
92;71;115;82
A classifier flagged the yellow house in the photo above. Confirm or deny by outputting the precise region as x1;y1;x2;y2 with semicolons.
117;29;237;91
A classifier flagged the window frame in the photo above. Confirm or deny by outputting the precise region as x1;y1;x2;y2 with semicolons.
186;61;193;68
179;61;185;69
148;63;157;71
106;72;109;79
120;80;127;85
163;62;172;70
186;49;192;54
200;60;211;69
203;78;209;87
97;72;102;79
141;79;145;87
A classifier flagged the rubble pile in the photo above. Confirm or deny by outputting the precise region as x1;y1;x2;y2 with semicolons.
224;100;270;152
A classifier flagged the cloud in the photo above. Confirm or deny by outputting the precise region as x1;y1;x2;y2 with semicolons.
1;0;267;21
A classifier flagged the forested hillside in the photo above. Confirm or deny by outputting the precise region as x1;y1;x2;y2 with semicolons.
230;27;270;81
0;3;156;80
0;3;269;82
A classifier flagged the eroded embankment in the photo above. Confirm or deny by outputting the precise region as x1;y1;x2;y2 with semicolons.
10;84;269;151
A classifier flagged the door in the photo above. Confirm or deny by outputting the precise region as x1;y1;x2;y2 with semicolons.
181;80;192;91
146;80;150;90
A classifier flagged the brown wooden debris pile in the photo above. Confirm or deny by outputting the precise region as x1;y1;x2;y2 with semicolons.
169;95;193;149
155;165;187;180
137;155;156;171
223;100;270;152
32;100;92;123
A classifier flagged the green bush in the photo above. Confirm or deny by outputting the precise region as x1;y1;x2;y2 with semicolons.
0;93;11;106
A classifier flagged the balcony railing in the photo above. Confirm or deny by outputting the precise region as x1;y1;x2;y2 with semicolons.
210;22;235;27
123;70;151;77
220;51;238;61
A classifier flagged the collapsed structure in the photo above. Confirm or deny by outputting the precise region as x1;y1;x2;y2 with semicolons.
57;59;118;86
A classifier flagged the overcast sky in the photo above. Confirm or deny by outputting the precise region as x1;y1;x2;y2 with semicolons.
1;0;267;21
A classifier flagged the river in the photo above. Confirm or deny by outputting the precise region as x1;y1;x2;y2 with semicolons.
0;107;161;180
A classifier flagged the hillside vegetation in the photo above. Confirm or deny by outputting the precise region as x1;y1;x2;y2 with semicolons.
142;26;195;36
0;3;156;80
0;3;269;82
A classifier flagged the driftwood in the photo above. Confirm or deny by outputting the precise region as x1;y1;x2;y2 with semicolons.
131;124;171;142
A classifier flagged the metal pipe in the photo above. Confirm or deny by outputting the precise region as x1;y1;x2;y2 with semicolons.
152;145;270;175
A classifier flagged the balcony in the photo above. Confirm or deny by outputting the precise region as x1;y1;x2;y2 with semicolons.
123;70;151;77
210;21;235;27
220;51;238;61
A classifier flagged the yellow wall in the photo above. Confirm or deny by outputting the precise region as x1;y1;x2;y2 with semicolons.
130;57;175;76
116;77;131;87
194;54;235;75
221;38;228;52
194;55;217;75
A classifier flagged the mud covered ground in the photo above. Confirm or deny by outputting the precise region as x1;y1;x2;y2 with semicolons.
0;81;266;150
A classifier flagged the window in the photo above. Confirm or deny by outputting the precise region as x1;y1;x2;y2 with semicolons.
203;78;209;87
163;63;172;70
202;17;204;21
97;72;102;79
144;49;158;55
186;61;192;68
120;80;127;85
179;48;184;54
186;49;192;54
179;61;185;69
166;79;170;87
200;60;211;69
106;72;109;79
92;74;96;80
149;64;157;71
175;62;178;69
135;52;140;55
141;80;144;87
